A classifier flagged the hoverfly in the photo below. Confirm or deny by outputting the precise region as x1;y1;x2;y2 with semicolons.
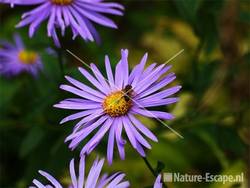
122;84;134;102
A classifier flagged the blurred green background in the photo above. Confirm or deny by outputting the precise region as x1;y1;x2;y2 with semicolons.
0;0;249;187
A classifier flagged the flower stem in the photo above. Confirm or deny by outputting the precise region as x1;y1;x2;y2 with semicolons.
57;48;64;77
142;157;168;188
143;157;157;176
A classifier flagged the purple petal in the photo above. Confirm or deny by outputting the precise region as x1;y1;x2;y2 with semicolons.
38;170;62;188
128;114;158;142
137;97;179;108
59;84;103;102
137;73;176;99
69;158;77;188
78;155;85;188
120;49;129;86
90;63;111;93
78;67;109;94
140;86;182;101
130;53;148;86
47;6;56;37
132;108;175;120
107;121;116;165
69;5;94;40
67;116;108;149
32;179;45;188
77;2;123;16
56;7;65;35
140;63;157;80
80;118;112;156
65;75;105;98
136;65;172;94
97;173;118;188
133;64;165;93
72;109;104;133
122;116;137;149
59;109;98;124
85;158;104;188
13;33;24;49
115;118;126;160
106;173;126;188
115;61;123;89
29;9;49;37
105;55;115;90
53;102;100;110
73;4;117;29
123;117;151;149
154;174;162;188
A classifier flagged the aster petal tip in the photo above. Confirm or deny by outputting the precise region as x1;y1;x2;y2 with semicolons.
29;27;35;38
59;84;66;90
117;4;125;10
64;138;69;143
78;67;83;72
121;49;129;55
176;85;182;91
53;104;60;108
59;119;66;124
15;23;21;28
169;114;175;119
100;158;105;165
107;160;112;166
90;63;95;68
143;52;148;58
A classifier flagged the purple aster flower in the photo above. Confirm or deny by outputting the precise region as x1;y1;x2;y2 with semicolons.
54;49;181;164
0;0;124;47
30;155;130;188
0;34;42;77
153;174;162;188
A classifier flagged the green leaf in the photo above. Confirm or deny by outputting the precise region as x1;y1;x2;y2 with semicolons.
174;0;203;24
196;130;229;169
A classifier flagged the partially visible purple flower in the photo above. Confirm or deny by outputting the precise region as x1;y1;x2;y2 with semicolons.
0;34;42;77
30;155;130;188
0;0;124;47
153;174;162;188
54;49;181;164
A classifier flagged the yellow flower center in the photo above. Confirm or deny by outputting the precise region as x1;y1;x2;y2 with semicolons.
51;0;73;5
102;91;133;117
18;50;38;65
